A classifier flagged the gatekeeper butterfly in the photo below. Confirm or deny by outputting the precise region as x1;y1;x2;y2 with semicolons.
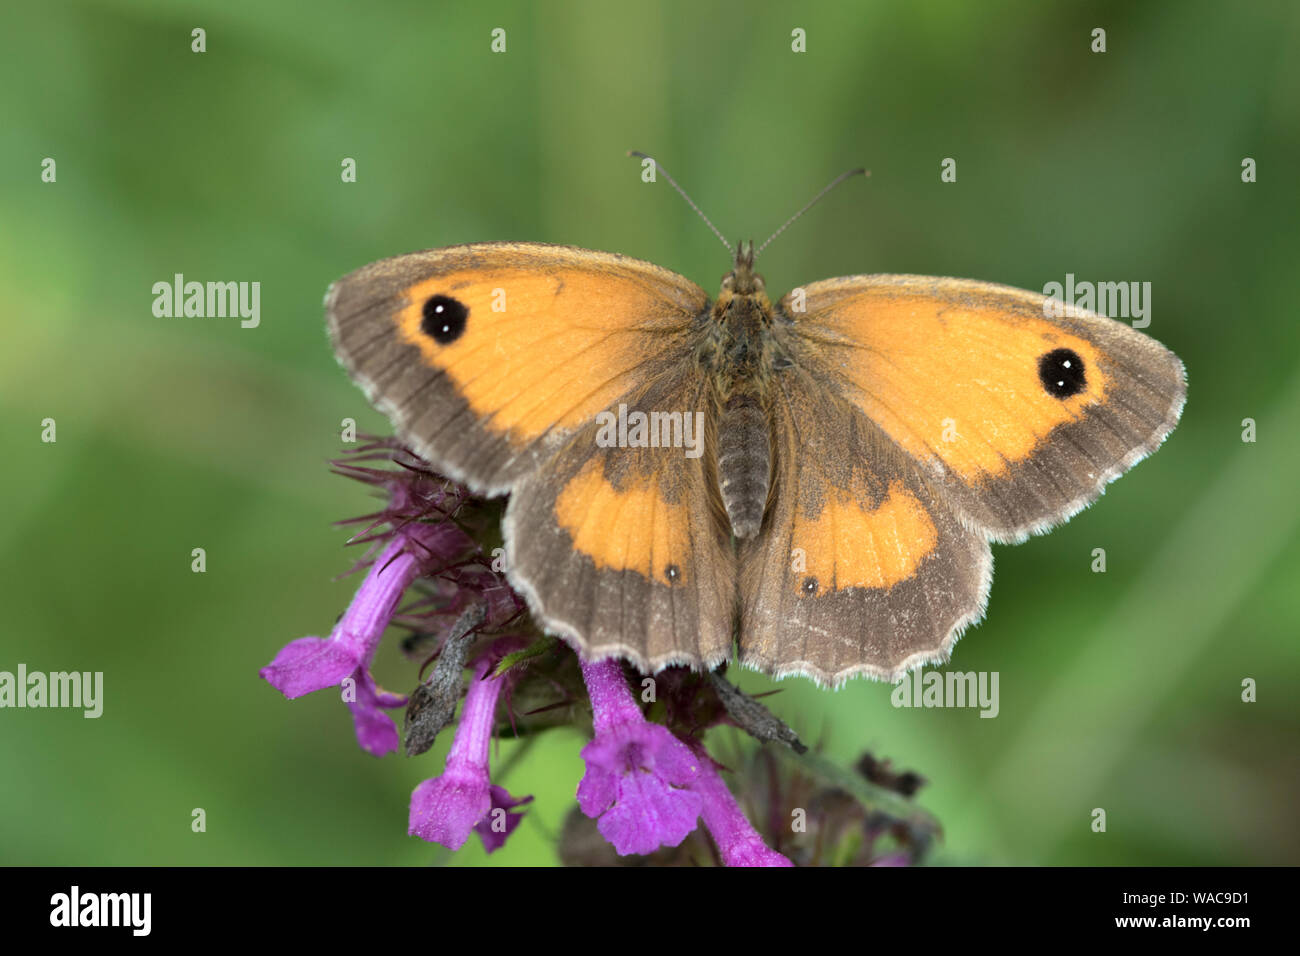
326;156;1185;685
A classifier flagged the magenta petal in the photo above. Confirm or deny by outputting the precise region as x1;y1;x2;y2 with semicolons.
354;665;407;711
260;636;357;699
577;720;703;856
575;763;616;819
368;684;407;709
718;836;794;867
595;763;703;856
348;702;398;758
408;764;492;850
346;668;406;757
695;760;793;867
474;785;534;854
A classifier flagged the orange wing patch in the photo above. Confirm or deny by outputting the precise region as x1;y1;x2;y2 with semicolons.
394;266;700;444
794;284;1110;482
791;480;938;595
554;458;691;586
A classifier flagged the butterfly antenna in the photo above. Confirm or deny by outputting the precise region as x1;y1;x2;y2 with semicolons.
629;150;733;255
755;167;869;259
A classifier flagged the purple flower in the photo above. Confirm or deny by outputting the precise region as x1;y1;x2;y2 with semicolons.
261;527;463;756
576;658;703;856
694;758;793;867
409;656;531;852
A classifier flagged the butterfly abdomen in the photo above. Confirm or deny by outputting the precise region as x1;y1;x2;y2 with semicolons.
706;279;778;541
717;391;771;539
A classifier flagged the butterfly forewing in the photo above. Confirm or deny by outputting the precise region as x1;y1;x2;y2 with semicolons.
327;242;712;495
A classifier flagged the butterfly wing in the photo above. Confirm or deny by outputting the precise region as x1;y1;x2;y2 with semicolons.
777;275;1186;542
739;272;1185;684
504;372;736;672
328;241;734;669
739;363;992;684
327;242;711;494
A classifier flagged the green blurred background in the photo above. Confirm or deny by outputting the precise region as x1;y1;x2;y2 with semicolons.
2;0;1297;866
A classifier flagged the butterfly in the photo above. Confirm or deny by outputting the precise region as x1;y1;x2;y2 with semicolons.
326;160;1185;686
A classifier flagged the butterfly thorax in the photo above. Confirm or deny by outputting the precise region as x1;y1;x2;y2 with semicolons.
705;244;776;541
704;244;776;380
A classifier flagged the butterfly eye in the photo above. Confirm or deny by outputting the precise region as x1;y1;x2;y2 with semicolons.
664;564;681;584
801;576;818;596
421;294;468;344
1037;348;1087;398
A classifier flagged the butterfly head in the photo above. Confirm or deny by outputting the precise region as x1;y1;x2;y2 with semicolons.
713;240;773;335
723;240;766;296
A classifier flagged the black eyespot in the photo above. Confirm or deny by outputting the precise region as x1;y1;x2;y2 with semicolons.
801;576;818;596
421;295;468;344
664;564;681;584
1038;348;1087;398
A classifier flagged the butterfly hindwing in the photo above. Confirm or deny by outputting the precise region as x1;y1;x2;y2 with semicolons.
327;242;711;495
739;364;992;684
504;372;737;672
779;274;1186;542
